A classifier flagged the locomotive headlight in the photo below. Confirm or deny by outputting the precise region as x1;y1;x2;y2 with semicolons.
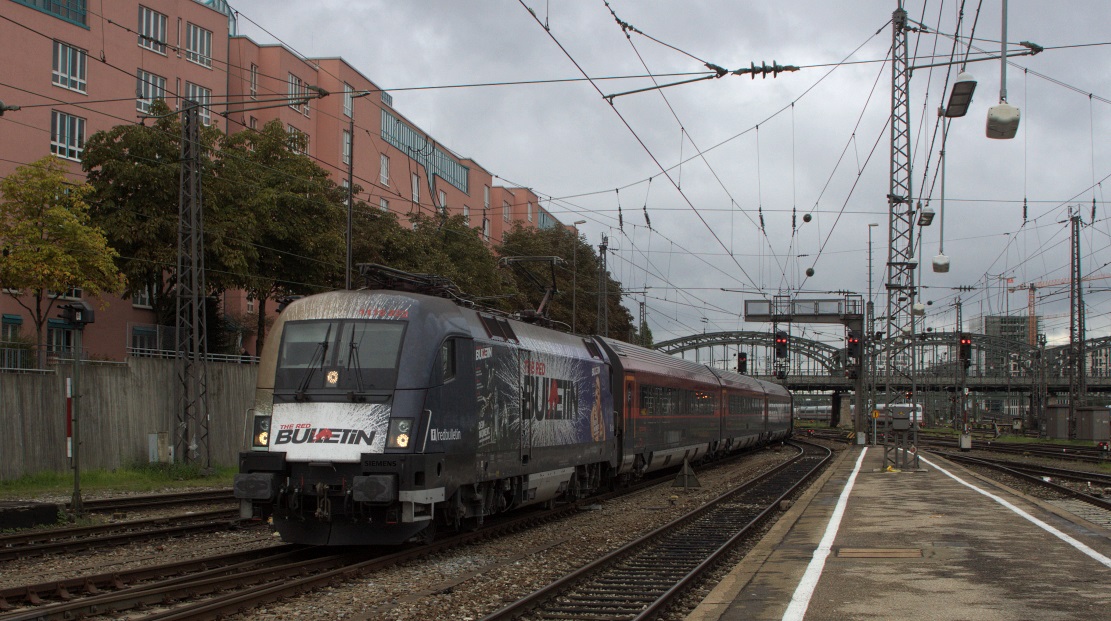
252;415;272;449
387;418;414;449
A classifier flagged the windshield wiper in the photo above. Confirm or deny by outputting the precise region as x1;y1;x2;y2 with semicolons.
346;337;368;402
294;325;332;401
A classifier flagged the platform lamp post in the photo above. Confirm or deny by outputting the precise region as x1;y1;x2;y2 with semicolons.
345;89;374;290
934;72;977;274
571;220;587;333
867;222;879;441
60;301;94;517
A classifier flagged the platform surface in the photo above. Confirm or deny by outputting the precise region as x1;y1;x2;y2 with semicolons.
687;444;1111;621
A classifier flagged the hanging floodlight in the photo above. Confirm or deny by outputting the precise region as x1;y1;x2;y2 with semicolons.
944;72;977;118
918;206;935;226
912;302;926;316
933;254;950;273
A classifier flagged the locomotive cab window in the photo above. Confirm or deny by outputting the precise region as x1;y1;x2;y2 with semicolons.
439;339;456;381
275;319;405;396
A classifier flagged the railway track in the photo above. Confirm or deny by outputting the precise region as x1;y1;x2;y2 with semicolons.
941;453;1111;513
804;427;1111;464
72;489;234;513
0;509;243;562
479;441;831;621
0;447;793;620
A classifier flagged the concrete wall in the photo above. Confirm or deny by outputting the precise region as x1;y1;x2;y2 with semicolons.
0;358;255;480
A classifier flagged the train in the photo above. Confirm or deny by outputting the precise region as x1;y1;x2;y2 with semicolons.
233;288;793;545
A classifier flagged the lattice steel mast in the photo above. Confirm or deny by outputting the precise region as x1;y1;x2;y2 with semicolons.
175;102;210;467
884;4;917;402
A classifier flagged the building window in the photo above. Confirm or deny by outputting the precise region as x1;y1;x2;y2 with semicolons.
130;326;158;353
136;69;166;114
47;319;74;355
287;125;307;154
379;198;389;212
484;185;490;211
343;83;354;117
131;286;152;308
138;6;167;54
246;296;256;314
463;204;470;224
249;116;257;130
527;201;533;222
184;82;211;125
381;91;393;107
1;314;25;368
50;110;85;161
50;286;83;299
52;41;86;93
342;129;352;165
287;73;309;117
438;190;447;213
482;216;490;240
249;64;258;99
185;23;212;68
2;315;22;342
380;154;389;185
411;173;419;204
503;201;510;222
14;0;87;25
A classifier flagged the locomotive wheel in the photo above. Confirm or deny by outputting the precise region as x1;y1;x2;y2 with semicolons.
417;520;436;544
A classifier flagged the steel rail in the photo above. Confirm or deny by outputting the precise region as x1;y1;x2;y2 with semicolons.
0;511;242;561
479;441;831;621
943;453;1111;512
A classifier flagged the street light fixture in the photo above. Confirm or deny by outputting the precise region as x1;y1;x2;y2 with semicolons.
572;220;587;334
934;70;975;273
943;72;977;118
987;0;1020;139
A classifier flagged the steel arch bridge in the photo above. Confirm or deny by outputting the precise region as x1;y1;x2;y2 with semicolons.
654;330;1111;395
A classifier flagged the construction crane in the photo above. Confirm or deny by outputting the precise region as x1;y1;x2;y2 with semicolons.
1009;273;1111;345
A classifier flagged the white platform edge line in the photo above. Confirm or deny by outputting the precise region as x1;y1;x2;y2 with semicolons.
781;447;868;621
919;454;1111;570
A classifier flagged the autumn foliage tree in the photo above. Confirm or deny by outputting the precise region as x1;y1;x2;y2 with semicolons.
0;157;126;366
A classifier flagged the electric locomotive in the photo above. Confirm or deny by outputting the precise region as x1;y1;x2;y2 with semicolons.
234;287;792;545
234;289;616;545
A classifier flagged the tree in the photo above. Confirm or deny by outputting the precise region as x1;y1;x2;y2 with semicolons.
0;157;126;366
81;100;231;325
405;213;509;302
215;120;345;351
499;224;633;338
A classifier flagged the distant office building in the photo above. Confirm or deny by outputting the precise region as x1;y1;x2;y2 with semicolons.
970;315;1042;375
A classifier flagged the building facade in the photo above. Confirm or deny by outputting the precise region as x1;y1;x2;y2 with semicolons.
0;0;559;364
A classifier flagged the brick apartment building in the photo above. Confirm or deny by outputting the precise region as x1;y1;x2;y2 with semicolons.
0;0;561;364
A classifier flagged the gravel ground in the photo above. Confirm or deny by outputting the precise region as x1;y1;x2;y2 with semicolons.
0;445;821;620
242;446;803;621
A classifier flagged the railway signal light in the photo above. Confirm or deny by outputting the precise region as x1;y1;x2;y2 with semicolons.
737;352;748;374
959;332;972;368
846;329;861;359
774;331;788;359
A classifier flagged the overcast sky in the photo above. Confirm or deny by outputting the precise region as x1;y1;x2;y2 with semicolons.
227;0;1111;348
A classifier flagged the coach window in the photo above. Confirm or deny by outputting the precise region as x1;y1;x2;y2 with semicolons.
440;339;456;381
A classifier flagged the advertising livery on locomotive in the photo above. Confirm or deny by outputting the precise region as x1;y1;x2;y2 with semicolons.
234;289;792;545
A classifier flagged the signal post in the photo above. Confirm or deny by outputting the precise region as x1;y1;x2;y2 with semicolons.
745;295;866;437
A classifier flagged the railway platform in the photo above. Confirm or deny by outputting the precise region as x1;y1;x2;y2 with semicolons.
687;443;1111;621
